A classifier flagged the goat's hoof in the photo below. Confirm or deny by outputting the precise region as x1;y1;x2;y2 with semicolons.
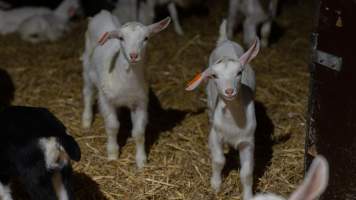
82;119;92;130
210;177;222;193
261;39;269;48
107;153;118;161
107;148;119;160
136;155;147;170
243;193;253;200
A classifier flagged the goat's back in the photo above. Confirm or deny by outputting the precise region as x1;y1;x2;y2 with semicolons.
87;10;120;45
0;106;81;161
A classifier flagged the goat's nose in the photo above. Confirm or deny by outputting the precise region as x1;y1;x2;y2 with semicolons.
225;88;234;96
130;53;138;60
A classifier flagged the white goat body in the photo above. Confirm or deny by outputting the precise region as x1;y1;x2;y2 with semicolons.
0;7;51;35
227;0;278;47
112;0;138;24
18;0;79;43
186;20;259;200
82;10;170;169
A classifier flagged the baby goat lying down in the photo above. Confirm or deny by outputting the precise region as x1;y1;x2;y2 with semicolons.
18;0;79;43
82;10;170;169
252;155;329;200
0;7;52;35
186;20;259;200
0;106;81;200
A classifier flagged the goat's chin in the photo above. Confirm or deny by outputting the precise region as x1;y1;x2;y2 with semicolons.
129;59;141;64
222;95;237;101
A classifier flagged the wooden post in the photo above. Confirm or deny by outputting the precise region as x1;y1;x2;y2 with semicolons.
307;0;356;199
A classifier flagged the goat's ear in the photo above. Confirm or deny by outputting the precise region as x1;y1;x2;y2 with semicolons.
68;6;77;17
289;156;329;200
185;68;210;91
98;30;120;46
239;37;260;66
148;17;171;36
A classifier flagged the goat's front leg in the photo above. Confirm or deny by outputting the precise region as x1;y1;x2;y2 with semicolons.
82;72;95;130
167;2;184;35
227;0;242;38
209;128;225;192
130;103;148;169
243;17;258;47
99;94;120;160
261;21;272;48
238;142;254;200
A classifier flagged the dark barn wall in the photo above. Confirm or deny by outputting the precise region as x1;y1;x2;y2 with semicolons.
307;0;356;199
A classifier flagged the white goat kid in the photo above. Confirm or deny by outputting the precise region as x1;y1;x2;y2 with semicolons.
186;20;259;200
252;155;329;200
227;0;278;47
18;0;79;43
82;10;170;169
0;6;51;35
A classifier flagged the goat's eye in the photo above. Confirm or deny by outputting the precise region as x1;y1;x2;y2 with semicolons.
118;37;124;41
144;37;148;41
210;74;218;79
237;71;242;76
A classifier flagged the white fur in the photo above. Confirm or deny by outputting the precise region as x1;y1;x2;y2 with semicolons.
82;10;170;169
0;183;12;200
18;0;79;43
38;137;69;170
0;7;51;34
251;156;329;200
186;20;259;200
227;0;278;47
52;172;69;200
112;0;138;24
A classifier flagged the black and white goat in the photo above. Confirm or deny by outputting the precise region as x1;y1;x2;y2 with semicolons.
0;106;81;200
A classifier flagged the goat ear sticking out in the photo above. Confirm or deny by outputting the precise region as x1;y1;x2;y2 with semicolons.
185;68;211;91
98;31;120;46
288;155;329;200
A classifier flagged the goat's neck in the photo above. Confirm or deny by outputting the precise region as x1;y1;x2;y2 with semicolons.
222;90;244;111
220;86;248;126
116;51;146;79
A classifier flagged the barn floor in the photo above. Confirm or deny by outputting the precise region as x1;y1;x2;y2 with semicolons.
0;1;314;199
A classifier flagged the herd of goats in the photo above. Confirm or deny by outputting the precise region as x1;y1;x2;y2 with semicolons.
0;0;329;200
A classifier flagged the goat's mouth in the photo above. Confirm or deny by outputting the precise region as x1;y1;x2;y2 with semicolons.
129;59;140;64
222;94;237;101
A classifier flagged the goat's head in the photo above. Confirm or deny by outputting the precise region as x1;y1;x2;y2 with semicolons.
186;38;260;101
98;17;171;63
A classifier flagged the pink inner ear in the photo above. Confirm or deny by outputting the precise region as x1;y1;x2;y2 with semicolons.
98;32;109;45
154;22;166;32
150;17;171;34
68;6;76;17
185;73;203;91
239;38;260;66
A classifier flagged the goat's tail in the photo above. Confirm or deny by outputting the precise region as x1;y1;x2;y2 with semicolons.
217;19;228;46
58;134;81;162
